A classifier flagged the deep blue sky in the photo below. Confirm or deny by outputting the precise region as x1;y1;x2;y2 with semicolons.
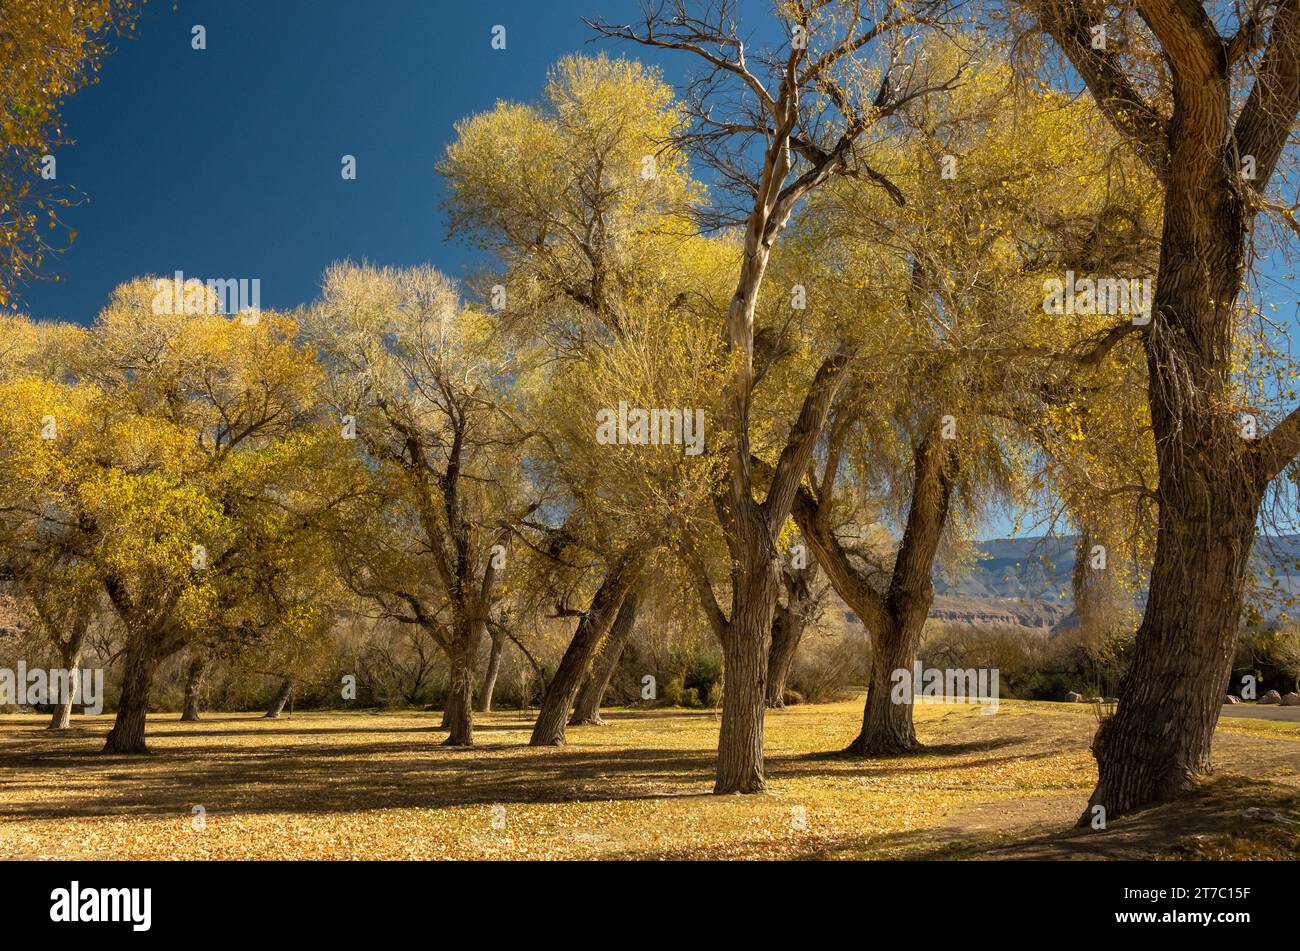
17;0;1298;540
18;0;698;323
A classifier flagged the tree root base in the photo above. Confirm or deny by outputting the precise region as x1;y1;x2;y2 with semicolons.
842;735;924;758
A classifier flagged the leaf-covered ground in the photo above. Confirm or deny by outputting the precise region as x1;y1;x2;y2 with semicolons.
1;699;1297;860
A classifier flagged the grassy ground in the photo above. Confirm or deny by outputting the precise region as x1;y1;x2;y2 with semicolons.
1;698;1298;860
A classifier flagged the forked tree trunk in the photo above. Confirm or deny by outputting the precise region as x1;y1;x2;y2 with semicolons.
843;507;944;758
478;629;504;714
263;677;292;719
846;464;946;757
570;587;640;726
443;644;475;746
531;561;638;746
441;540;500;744
180;655;207;722
708;356;849;794
793;427;954;756
103;647;156;754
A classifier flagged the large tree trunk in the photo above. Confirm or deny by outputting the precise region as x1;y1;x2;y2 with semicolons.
1079;57;1275;819
263;677;292;719
1086;401;1284;808
441;536;501;744
714;551;781;794
531;561;638;746
180;654;207;722
477;628;504;714
1086;497;1259;820
443;642;475;746
847;617;925;754
1016;0;1300;822
570;587;639;726
708;357;848;794
103;647;156;754
845;442;949;756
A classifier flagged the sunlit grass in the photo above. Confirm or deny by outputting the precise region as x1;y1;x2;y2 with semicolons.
0;698;1295;860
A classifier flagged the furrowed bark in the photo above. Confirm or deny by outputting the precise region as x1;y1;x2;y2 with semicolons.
570;586;639;726
443;639;475;746
850;617;924;754
1023;0;1300;823
1083;189;1265;817
531;557;640;746
765;568;813;708
1085;487;1260;820
715;554;780;793
850;432;953;754
103;646;156;754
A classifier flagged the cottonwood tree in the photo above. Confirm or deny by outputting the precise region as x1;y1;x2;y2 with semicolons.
441;54;724;745
0;0;139;309
440;53;701;340
304;263;536;746
0;366;217;750
1010;0;1300;818
591;0;960;793
0;335;211;749
783;40;1160;753
5;550;105;729
514;297;723;743
0;316;104;728
0;280;338;753
527;546;647;744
